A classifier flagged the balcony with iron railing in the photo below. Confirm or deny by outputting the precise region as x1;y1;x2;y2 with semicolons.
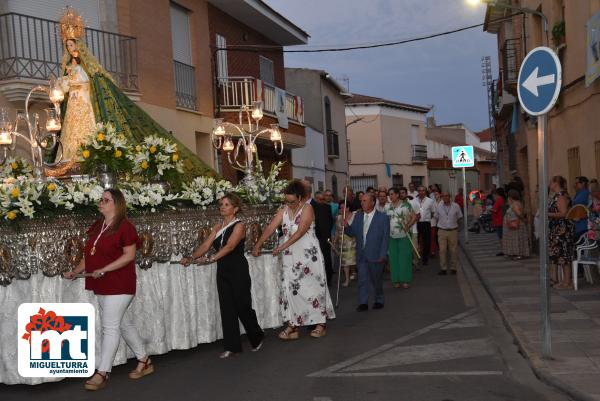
412;144;427;163
0;13;138;100
173;60;196;110
217;76;304;125
501;38;522;94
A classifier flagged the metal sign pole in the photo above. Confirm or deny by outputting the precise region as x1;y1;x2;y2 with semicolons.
463;167;468;243
539;114;551;358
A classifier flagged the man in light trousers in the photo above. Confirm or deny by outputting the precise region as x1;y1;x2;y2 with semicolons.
434;192;463;275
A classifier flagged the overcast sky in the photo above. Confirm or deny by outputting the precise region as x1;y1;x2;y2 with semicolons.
267;0;499;132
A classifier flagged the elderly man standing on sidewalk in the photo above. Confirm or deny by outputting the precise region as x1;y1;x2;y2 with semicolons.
435;192;463;275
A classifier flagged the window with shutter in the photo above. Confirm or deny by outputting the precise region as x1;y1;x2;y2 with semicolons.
411;176;424;187
170;4;192;65
350;176;378;193
216;34;228;81
392;174;403;188
259;56;274;85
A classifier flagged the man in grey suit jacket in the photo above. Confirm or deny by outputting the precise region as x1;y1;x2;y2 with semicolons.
344;192;390;311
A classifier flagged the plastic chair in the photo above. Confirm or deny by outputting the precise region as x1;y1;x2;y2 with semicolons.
572;232;599;290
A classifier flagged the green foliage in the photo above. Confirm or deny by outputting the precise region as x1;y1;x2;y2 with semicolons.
552;21;565;47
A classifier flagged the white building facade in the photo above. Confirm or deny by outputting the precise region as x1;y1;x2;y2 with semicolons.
291;126;326;190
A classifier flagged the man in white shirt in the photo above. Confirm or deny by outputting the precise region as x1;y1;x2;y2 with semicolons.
375;190;388;212
434;192;463;275
407;182;418;200
416;186;435;266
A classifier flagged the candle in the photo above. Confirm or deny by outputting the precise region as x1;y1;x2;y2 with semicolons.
0;131;12;145
223;138;234;152
46;119;61;132
270;124;281;141
49;88;64;104
251;101;263;120
251;109;263;120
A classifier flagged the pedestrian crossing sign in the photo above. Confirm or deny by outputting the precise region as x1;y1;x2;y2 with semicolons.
451;146;475;168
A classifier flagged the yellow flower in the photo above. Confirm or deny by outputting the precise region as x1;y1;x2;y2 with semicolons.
47;183;57;191
114;149;123;158
135;145;142;152
141;161;149;170
7;210;17;220
82;149;91;159
149;146;157;154
10;187;20;198
10;162;18;170
172;153;179;162
97;133;105;142
119;134;126;141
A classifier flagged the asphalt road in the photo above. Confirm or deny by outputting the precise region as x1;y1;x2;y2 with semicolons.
2;251;571;401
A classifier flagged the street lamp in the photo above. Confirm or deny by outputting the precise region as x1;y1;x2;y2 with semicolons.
0;78;65;181
211;100;284;185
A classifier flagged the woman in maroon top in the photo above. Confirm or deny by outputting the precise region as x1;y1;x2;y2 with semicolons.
491;188;506;256
64;189;153;390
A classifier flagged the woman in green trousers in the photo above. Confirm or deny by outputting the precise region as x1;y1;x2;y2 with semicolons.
385;187;418;288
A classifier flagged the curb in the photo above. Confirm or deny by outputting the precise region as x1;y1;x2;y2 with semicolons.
461;241;596;401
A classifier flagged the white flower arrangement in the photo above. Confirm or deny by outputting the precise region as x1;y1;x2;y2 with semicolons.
0;160;288;222
121;182;180;213
79;122;132;173
0;178;45;220
0;156;33;181
234;161;287;205
180;176;233;208
129;135;184;179
46;177;104;211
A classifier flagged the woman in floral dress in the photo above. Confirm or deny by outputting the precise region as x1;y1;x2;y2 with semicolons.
252;180;335;340
548;176;575;289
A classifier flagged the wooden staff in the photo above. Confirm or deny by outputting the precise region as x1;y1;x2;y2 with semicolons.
402;221;421;260
335;186;348;308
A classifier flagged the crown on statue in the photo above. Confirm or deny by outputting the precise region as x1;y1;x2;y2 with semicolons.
59;7;85;41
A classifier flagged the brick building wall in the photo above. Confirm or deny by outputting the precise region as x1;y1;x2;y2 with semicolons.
118;0;176;109
207;4;285;88
207;4;301;184
117;0;214;115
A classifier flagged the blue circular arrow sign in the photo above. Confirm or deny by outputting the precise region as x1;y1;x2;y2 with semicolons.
517;47;562;116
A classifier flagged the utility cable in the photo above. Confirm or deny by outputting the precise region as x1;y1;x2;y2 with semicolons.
212;13;522;54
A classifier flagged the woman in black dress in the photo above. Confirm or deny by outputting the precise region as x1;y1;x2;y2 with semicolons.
180;193;264;358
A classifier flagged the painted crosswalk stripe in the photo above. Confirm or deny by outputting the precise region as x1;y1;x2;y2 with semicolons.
308;309;503;378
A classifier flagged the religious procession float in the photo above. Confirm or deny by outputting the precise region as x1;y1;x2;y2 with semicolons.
0;8;287;385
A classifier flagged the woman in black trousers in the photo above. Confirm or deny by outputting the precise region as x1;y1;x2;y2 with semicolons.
181;193;264;358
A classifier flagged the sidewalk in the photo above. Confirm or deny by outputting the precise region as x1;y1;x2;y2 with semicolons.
462;232;600;401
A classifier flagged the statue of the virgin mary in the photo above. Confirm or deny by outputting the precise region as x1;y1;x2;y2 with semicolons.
51;8;214;178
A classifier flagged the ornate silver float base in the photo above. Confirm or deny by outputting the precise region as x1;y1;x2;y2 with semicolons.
0;205;278;286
